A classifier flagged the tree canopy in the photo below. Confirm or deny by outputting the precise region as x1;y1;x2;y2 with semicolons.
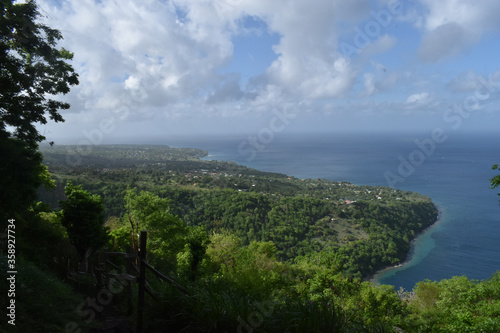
0;0;78;147
0;0;78;223
491;164;500;199
59;182;108;271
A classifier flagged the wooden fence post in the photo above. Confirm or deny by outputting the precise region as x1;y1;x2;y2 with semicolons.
137;230;147;333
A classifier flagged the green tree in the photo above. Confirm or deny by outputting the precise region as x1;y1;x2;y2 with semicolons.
491;164;500;199
1;0;79;146
124;189;186;268
176;226;210;281
0;137;54;221
405;274;500;332
0;0;78;223
59;182;108;272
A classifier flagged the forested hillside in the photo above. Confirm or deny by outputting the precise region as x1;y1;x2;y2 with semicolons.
16;143;496;332
39;144;438;278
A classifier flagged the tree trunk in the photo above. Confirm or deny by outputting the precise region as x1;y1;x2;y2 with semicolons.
80;247;93;273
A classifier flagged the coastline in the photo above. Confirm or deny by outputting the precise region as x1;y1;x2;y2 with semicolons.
367;203;443;285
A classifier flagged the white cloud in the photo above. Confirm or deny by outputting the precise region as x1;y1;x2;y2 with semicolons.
420;0;500;32
37;0;379;119
206;73;244;104
448;71;484;93
30;0;499;140
406;92;432;105
359;34;397;58
418;22;477;62
417;0;500;62
360;63;399;97
363;73;376;96
40;0;237;119
246;0;369;99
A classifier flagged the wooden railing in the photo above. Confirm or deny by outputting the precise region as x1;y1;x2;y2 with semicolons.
98;230;188;333
136;230;191;332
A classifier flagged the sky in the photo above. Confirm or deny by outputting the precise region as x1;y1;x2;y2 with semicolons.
34;0;500;144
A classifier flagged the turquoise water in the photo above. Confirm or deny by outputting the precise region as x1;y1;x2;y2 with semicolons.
165;131;500;290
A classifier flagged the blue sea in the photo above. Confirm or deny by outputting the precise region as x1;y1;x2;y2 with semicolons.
164;131;500;290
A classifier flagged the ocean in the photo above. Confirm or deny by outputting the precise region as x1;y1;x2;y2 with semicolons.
165;131;500;290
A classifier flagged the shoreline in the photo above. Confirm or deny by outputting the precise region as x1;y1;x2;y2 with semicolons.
366;203;443;285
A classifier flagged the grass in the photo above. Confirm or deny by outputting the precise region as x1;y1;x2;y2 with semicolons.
0;254;90;332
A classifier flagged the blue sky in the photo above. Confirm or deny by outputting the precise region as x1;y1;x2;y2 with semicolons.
35;0;500;144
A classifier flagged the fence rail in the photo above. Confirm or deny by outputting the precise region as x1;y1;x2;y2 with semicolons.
96;230;187;333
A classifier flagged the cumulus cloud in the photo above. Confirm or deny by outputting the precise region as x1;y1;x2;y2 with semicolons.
40;0;369;116
417;0;500;62
448;70;485;93
363;73;377;96
39;0;236;119
360;62;399;97
406;92;432;106
32;0;499;140
418;22;476;62
246;0;369;99
36;0;381;122
206;74;244;104
419;0;500;32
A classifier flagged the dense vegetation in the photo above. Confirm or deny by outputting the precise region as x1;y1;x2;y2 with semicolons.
39;144;438;279
22;143;498;332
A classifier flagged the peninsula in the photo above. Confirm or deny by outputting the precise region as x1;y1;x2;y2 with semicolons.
39;144;438;279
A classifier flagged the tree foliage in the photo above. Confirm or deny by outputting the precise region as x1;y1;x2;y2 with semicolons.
405;273;500;332
123;188;187;270
38;145;500;331
0;136;53;221
0;0;78;146
491;164;500;200
0;0;78;224
59;182;108;271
